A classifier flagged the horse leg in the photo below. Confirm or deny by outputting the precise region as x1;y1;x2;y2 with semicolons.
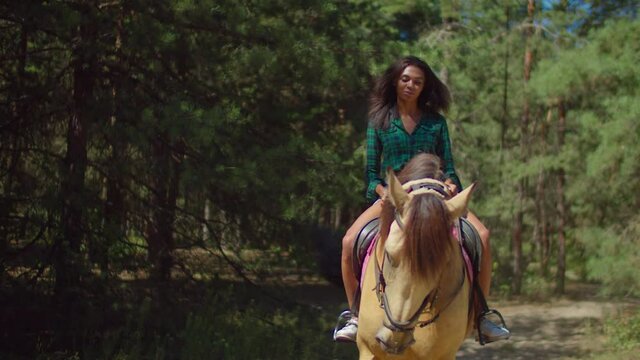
436;353;457;360
356;333;379;360
357;347;378;360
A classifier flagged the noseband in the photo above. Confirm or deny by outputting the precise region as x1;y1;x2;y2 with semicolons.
374;179;466;333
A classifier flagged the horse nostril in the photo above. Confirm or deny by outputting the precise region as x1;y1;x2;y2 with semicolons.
375;335;390;353
375;334;387;347
375;327;417;355
375;327;391;345
375;336;382;345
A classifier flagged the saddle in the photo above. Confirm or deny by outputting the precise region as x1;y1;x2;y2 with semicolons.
352;217;381;281
352;217;482;282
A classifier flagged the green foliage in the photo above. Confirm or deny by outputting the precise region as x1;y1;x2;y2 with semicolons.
604;309;640;352
80;287;355;360
530;19;640;295
180;291;341;360
581;218;640;297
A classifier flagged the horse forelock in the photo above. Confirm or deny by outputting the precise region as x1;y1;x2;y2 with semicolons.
403;193;454;282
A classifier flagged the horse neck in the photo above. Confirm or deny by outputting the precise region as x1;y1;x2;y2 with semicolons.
439;239;463;291
375;232;386;267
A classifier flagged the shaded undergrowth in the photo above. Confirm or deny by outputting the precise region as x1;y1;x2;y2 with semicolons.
1;278;357;360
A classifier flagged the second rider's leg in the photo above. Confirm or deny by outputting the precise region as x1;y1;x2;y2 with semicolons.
335;200;383;342
466;211;510;343
466;211;491;295
341;200;384;308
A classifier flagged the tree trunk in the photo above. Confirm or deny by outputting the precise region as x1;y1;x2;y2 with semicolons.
536;108;552;277
512;0;535;295
99;2;126;276
202;199;211;243
147;135;183;283
555;100;567;294
332;205;342;231
438;1;459;85
1;25;29;277
534;168;550;276
500;4;510;152
56;10;97;298
512;209;523;294
147;136;172;282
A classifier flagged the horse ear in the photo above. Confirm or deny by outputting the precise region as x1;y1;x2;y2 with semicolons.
445;182;476;219
386;167;409;211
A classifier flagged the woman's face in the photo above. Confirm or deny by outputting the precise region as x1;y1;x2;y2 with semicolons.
396;65;425;104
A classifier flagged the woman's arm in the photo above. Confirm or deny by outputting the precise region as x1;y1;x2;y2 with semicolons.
365;125;384;201
437;119;463;192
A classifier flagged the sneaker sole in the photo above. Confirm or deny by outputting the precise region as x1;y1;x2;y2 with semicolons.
479;333;510;344
334;335;357;343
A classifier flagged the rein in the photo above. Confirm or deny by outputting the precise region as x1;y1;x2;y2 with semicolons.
374;237;466;332
373;182;466;332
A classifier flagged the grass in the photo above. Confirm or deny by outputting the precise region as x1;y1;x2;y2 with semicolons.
0;279;358;360
576;307;640;360
603;308;640;352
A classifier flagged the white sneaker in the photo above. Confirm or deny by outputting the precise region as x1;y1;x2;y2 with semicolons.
334;317;358;342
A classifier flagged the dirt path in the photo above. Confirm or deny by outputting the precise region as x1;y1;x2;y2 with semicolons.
457;298;626;359
286;281;637;359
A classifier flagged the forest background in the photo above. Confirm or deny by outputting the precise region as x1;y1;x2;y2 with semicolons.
1;0;639;359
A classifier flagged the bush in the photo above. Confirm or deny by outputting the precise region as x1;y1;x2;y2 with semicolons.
604;309;640;352
87;284;356;360
580;219;640;297
180;287;353;360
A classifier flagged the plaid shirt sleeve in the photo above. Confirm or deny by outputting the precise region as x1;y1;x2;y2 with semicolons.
437;119;463;191
365;125;383;201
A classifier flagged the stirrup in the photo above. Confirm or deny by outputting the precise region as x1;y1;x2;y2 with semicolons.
333;310;352;341
477;309;509;345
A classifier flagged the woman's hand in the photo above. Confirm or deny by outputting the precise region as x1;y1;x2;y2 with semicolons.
444;179;458;196
376;184;387;203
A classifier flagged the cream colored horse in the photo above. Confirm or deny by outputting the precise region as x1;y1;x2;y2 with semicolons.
356;169;475;360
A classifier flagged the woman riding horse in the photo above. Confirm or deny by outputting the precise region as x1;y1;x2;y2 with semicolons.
357;154;474;359
335;55;509;345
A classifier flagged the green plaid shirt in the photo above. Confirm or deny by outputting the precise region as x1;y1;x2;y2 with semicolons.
365;112;462;201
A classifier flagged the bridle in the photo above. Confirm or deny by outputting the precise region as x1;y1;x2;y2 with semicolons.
373;229;466;333
373;180;467;333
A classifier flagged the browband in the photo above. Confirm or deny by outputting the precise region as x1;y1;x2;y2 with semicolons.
402;178;450;198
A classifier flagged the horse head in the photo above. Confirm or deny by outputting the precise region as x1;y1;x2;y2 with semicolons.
374;168;475;355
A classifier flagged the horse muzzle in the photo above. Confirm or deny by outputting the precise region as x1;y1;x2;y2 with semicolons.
375;326;416;355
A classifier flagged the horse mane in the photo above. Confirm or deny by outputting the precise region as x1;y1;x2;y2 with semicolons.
379;153;453;281
379;197;394;244
403;193;454;282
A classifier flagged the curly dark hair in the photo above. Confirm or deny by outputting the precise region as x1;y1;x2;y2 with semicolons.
368;56;451;129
